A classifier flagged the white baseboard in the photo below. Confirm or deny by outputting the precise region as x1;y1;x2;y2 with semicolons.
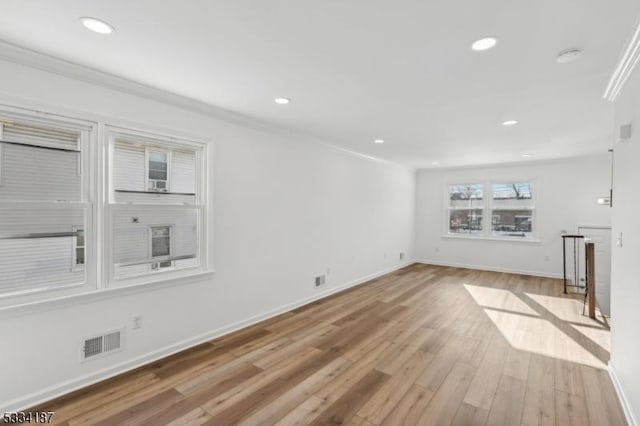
609;362;638;426
3;261;414;413
416;259;563;279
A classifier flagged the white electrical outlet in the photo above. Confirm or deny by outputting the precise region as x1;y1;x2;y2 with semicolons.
132;316;143;330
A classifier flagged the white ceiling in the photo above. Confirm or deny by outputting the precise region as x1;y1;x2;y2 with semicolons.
0;0;638;168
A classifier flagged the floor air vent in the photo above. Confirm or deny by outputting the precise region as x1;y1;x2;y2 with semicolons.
82;330;123;361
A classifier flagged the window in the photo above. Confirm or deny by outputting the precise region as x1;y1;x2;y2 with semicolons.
447;184;484;235
446;181;535;239
490;182;534;238
108;126;205;283
72;227;85;269
0;105;210;306
0;109;93;299
147;150;170;192
150;225;172;270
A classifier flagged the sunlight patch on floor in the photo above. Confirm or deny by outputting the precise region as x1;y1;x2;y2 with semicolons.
525;293;607;327
483;309;606;370
462;284;539;316
570;324;611;353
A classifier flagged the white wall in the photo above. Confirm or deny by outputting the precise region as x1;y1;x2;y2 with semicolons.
610;62;640;425
415;157;611;277
0;57;416;410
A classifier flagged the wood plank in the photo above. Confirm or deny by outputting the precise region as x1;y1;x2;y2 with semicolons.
581;365;627;426
308;369;390;425
451;402;490;426
358;350;434;424
380;384;434;426
555;390;590;426
485;375;527;426
417;361;476;426
521;354;555;426
237;356;351;425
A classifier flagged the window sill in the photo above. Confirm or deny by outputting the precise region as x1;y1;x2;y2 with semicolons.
442;234;541;244
0;270;215;318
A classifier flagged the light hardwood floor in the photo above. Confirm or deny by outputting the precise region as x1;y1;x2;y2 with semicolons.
34;264;626;425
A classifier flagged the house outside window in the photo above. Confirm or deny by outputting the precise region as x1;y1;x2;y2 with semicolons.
150;225;172;270
147;150;170;192
108;125;206;284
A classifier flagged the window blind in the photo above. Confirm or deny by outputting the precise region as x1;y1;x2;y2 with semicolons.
0;115;89;298
0;206;86;296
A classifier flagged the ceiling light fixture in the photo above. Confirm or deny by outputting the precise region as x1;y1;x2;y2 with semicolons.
522;153;533;158
80;17;115;34
471;37;498;51
502;120;518;126
556;48;582;64
431;161;439;165
274;97;291;105
374;139;385;144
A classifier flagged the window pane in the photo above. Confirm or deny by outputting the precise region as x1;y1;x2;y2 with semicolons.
149;160;167;171
492;182;533;208
449;209;483;234
149;170;168;180
148;152;167;162
449;184;484;209
76;229;85;247
152;237;170;257
491;209;533;237
151;226;171;257
112;208;199;279
152;227;170;238
0;205;86;295
76;247;85;265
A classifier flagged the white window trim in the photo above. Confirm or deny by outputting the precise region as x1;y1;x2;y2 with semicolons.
443;179;539;242
0;105;98;308
104;124;211;289
0;104;213;310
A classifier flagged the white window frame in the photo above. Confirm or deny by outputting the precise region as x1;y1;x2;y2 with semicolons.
445;183;486;237
0;104;213;309
489;181;536;240
105;125;210;288
444;179;538;242
0;106;97;307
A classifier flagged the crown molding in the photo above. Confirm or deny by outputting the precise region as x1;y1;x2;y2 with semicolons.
605;17;640;102
0;40;412;170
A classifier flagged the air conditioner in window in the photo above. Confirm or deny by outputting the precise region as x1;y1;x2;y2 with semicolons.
151;260;173;270
148;180;168;192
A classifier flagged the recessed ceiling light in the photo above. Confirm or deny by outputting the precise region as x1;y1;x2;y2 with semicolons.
502;120;518;126
274;97;291;105
80;17;115;34
431;161;439;165
522;153;533;158
471;37;498;51
374;139;385;144
556;48;582;64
